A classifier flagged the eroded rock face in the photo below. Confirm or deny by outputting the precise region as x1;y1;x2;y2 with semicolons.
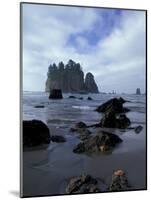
66;175;100;194
85;72;99;93
45;60;99;93
23;120;51;149
109;170;129;191
73;131;122;154
49;89;63;99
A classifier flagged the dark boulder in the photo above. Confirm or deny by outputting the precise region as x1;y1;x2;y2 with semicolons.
23;120;51;148
73;131;122;154
69;96;76;99
51;135;66;143
95;97;129;113
109;170;129;191
34;105;45;108
134;125;143;134
79;97;83;100
87;97;93;100
49;89;63;99
66;174;100;194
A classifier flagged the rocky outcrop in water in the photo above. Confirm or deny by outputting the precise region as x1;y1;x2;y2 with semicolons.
95;97;129;113
94;97;131;129
136;88;141;95
45;60;99;93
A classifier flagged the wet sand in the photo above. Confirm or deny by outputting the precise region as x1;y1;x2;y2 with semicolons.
23;127;146;197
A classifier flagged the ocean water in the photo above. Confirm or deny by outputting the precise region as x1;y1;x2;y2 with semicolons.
23;92;146;196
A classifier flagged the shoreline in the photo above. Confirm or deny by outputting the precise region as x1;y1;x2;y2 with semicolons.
23;146;146;197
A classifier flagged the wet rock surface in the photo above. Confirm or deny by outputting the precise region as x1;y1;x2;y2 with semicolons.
100;112;131;129
109;170;130;191
73;131;122;154
66;174;100;194
23;120;51;148
95;97;129;113
134;125;143;134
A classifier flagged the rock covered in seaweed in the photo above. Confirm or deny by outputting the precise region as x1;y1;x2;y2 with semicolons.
66;174;100;194
73;131;122;154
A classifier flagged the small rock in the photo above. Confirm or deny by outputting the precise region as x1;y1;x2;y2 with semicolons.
87;97;93;100
69;95;76;99
51;135;66;143
34;105;45;108
134;125;143;134
109;170;129;191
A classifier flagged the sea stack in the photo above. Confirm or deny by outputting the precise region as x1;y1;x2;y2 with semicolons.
45;60;99;94
85;72;99;93
136;88;141;95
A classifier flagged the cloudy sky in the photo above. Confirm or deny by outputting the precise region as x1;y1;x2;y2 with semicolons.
22;3;146;93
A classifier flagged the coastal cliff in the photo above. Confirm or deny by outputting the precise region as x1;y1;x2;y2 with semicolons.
45;60;99;93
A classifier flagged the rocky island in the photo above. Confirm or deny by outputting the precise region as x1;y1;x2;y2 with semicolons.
45;60;99;93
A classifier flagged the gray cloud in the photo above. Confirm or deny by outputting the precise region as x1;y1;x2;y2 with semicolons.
22;4;146;93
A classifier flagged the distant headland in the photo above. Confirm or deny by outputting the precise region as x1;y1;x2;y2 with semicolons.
45;59;99;93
